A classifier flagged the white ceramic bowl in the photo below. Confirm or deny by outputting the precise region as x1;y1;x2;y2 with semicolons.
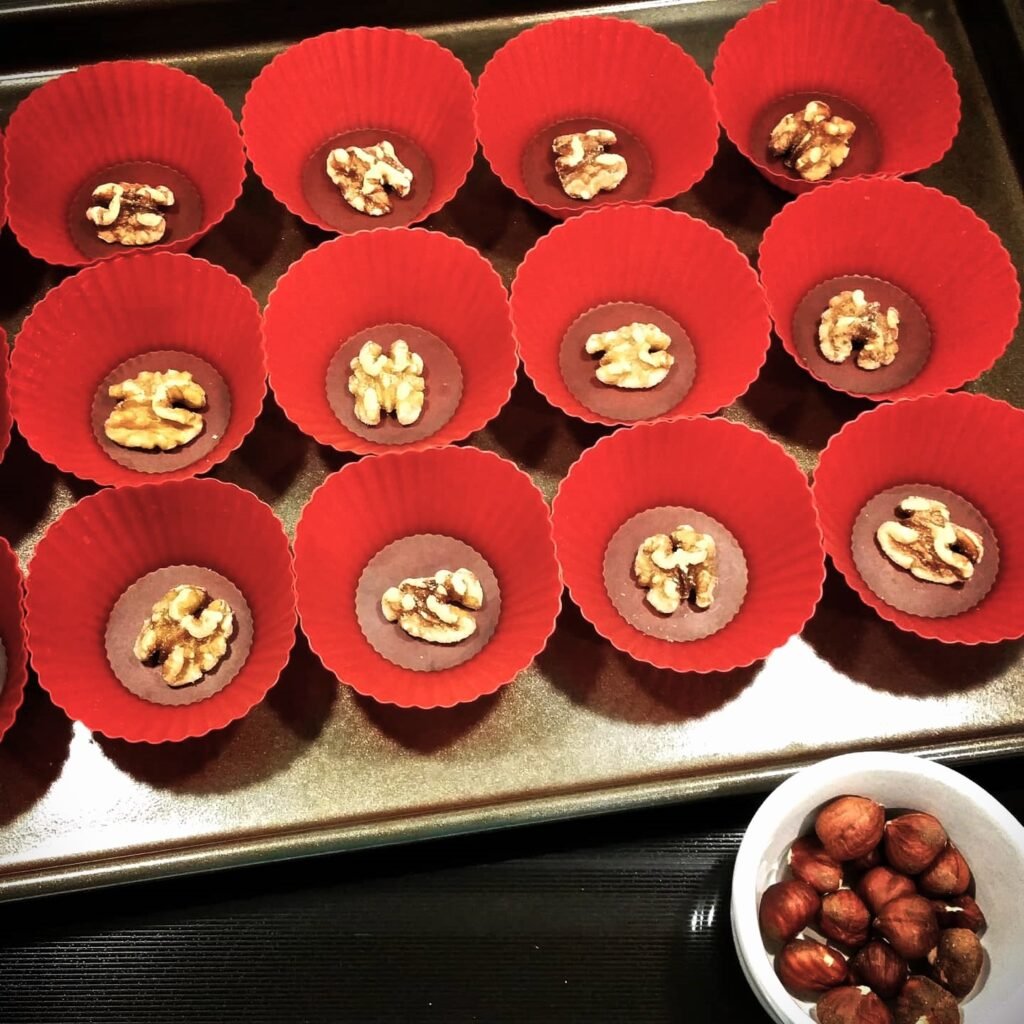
731;751;1024;1024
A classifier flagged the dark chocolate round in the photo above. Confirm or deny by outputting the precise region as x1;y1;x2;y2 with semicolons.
90;351;232;473
753;92;883;183
105;565;253;706
791;275;932;395
559;302;696;421
522;118;654;210
302;130;434;231
325;324;464;445
68;161;204;260
851;484;999;618
355;534;501;673
603;506;748;642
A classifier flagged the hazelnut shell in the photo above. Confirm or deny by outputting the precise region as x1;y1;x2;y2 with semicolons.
884;812;947;875
815;796;885;861
928;927;983;999
819;889;871;949
873;894;939;960
817;985;894;1024
929;894;986;933
775;938;848;996
788;834;843;893
758;879;820;944
850;940;910;1000
856;866;917;916
918;845;971;897
894;975;960;1024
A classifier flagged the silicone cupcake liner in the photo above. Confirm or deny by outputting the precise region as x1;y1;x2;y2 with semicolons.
510;205;771;425
0;329;11;464
264;228;517;454
476;16;719;218
0;537;29;743
294;446;562;708
712;0;960;194
242;27;476;233
5;61;245;266
12;252;266;487
813;393;1024;644
552;418;824;673
26;479;296;742
758;178;1020;401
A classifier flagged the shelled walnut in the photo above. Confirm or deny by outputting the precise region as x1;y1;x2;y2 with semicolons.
86;182;175;245
876;497;984;585
634;525;717;614
768;100;856;182
584;322;674;389
134;584;234;686
552;128;628;200
381;568;484;644
818;290;900;370
104;370;207;451
348;339;425;427
326;141;413;216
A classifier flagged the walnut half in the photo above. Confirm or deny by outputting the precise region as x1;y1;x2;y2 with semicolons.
585;322;674;390
876;496;984;585
134;584;234;686
104;370;207;451
86;182;175;246
381;568;484;644
768;101;856;182
552;129;628;201
326;141;413;217
348;340;425;427
819;290;900;370
634;526;717;614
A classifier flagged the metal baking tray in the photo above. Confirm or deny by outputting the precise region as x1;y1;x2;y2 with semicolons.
1;0;1021;903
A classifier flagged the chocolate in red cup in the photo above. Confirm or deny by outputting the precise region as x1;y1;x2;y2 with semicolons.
552;417;824;673
0;537;29;742
0;329;11;464
264;228;517;454
813;393;1024;644
712;0;960;194
242;28;475;233
476;16;719;219
294;446;562;708
6;61;245;266
758;178;1020;401
26;479;296;743
11;252;266;487
511;205;770;425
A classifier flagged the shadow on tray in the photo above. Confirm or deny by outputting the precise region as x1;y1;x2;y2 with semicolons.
355;690;501;755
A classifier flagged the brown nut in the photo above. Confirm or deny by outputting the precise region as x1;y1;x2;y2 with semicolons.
918;845;971;897
849;847;883;873
929;894;986;933
819;890;871;948
817;986;894;1024
815;796;885;861
775;938;847;996
788;834;843;893
927;928;983;999
873;895;940;960
850;940;909;1000
758;880;820;944
856;866;917;916
894;976;960;1024
884;812;947;874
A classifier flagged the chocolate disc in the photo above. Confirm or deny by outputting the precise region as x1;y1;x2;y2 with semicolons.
325;324;464;445
852;484;999;618
752;92;883;184
68;161;204;260
356;534;501;673
603;506;748;642
91;350;232;473
105;565;254;706
522;117;654;210
302;129;434;231
559;302;696;421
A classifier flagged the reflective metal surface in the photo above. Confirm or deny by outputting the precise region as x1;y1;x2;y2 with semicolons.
0;0;1021;901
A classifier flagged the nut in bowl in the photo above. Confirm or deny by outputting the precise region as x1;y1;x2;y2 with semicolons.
732;752;1024;1024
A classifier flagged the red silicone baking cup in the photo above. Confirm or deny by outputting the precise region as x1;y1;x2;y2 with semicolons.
511;205;770;424
264;228;517;454
813;393;1024;644
5;61;245;266
0;536;29;743
11;252;266;486
552;418;824;673
242;27;476;233
0;329;11;464
712;0;960;194
26;479;296;742
476;16;719;218
758;178;1020;401
294;446;562;708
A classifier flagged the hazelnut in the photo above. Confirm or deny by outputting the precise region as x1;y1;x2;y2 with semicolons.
894;976;960;1024
817;985;894;1024
788;834;843;893
819;889;871;948
873;895;939;960
849;847;883;873
850;941;909;1000
884;813;947;874
758;880;820;944
929;894;986;933
918;845;971;897
856;866;917;915
928;928;983;999
775;938;847;996
815;796;885;861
